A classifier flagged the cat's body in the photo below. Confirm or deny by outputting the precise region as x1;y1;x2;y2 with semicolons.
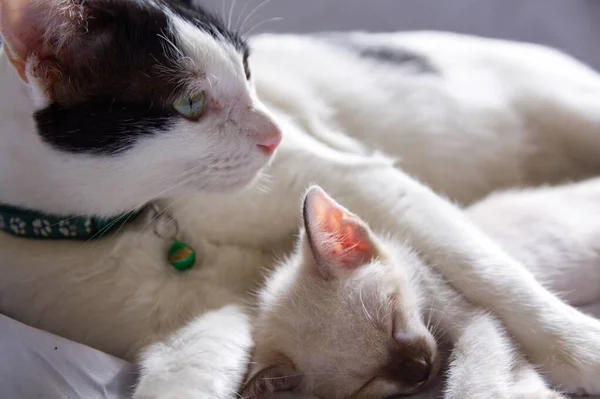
2;1;600;397
249;181;600;398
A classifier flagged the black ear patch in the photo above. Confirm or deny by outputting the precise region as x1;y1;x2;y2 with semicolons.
32;0;248;156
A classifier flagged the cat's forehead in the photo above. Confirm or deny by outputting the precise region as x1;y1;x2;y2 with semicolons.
163;0;248;55
44;0;248;104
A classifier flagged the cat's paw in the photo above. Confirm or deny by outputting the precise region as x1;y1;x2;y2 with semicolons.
513;390;567;399
132;389;214;399
132;377;223;399
444;384;513;399
531;314;600;395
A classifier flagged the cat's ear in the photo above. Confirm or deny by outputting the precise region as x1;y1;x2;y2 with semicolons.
240;357;301;398
302;186;379;280
0;0;88;82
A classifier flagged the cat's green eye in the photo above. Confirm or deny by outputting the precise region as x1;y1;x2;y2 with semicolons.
173;92;206;120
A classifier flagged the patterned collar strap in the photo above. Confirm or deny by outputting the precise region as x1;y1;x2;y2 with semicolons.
0;203;141;240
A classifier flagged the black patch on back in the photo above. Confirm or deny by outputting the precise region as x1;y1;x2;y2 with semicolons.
317;32;438;74
34;0;247;156
356;46;437;73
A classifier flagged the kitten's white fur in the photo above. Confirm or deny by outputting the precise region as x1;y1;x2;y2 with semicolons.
251;182;600;398
2;24;600;398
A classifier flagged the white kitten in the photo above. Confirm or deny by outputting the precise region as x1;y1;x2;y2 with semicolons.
246;183;600;398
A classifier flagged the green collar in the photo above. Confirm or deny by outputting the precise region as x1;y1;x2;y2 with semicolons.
0;203;141;240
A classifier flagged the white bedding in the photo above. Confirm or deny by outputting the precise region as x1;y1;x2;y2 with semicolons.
2;301;600;399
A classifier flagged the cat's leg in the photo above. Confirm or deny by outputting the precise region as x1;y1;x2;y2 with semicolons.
426;276;564;399
273;134;600;394
442;310;519;399
511;362;566;399
442;312;564;399
464;179;600;307
133;305;252;399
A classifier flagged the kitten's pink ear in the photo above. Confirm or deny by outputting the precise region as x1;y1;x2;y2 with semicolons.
303;186;379;279
240;361;301;398
0;0;86;81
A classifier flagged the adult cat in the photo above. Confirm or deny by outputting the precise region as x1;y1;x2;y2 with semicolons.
1;0;600;398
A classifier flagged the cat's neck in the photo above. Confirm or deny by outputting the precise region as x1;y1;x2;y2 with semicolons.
0;48;143;217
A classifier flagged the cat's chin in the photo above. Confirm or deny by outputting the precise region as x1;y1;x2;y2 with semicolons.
175;169;267;197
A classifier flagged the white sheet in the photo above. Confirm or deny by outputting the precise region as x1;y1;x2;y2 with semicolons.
0;315;136;399
1;301;599;399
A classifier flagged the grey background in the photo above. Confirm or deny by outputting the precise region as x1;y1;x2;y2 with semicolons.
199;0;600;71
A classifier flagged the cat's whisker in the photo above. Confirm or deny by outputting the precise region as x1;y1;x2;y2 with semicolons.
84;211;135;243
239;0;275;34
106;209;140;241
135;195;192;239
235;0;253;32
157;32;184;59
221;0;228;28
82;166;207;249
228;0;237;31
245;17;283;36
142;164;208;201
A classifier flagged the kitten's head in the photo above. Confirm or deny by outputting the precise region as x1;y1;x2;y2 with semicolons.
244;187;440;399
0;0;280;215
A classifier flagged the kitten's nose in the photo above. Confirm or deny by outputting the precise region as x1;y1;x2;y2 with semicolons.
385;355;432;388
400;358;431;386
386;329;437;389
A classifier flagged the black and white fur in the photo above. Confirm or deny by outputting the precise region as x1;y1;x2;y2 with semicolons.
2;1;600;398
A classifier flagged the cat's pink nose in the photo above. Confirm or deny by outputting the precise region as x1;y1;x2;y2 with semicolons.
257;130;282;155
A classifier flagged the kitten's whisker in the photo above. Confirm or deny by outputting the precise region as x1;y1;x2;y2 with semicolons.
426;295;437;332
239;0;274;33
359;286;376;326
246;17;283;35
261;373;305;381
430;295;462;336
